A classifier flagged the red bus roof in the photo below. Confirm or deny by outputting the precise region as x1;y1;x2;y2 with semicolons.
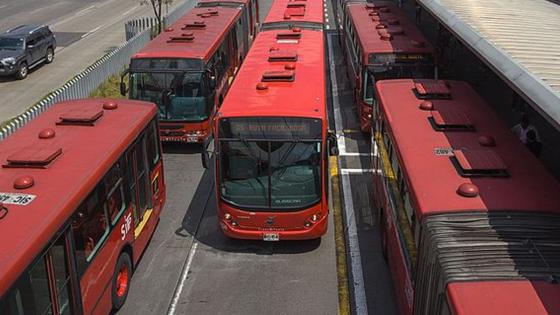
0;99;156;295
447;280;560;315
217;29;325;120
263;0;324;25
346;2;434;63
197;0;249;5
132;6;241;62
375;79;560;220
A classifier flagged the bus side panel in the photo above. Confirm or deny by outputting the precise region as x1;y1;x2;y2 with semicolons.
375;168;414;315
81;207;136;315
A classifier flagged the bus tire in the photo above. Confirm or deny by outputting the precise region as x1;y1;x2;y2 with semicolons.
111;252;132;310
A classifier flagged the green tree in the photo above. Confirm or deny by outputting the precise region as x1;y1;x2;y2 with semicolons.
141;0;174;34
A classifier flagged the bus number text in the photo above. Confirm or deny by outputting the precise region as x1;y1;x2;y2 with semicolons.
121;213;132;240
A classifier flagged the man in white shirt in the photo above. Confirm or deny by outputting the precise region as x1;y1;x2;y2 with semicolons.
511;113;540;144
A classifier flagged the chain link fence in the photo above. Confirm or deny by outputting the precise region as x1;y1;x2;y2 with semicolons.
0;0;193;141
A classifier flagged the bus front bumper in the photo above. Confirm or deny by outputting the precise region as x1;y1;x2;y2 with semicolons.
219;216;328;241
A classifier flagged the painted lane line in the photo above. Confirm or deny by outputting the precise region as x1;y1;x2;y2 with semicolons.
81;26;101;39
327;33;369;315
168;241;198;315
121;6;138;18
74;5;96;17
0;5;7;10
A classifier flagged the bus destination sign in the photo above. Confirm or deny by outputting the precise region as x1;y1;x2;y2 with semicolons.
219;117;322;139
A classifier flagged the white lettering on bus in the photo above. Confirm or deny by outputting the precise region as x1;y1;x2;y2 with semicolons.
121;213;132;240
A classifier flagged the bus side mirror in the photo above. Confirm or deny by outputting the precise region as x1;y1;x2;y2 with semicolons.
120;82;127;96
327;132;338;156
202;135;215;169
120;70;129;96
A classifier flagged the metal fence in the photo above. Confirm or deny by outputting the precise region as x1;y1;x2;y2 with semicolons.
125;0;195;40
0;0;194;141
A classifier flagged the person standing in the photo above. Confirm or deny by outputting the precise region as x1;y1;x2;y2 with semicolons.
511;113;540;144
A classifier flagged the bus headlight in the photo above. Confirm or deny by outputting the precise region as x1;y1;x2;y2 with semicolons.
224;213;232;221
304;221;312;228
311;214;319;222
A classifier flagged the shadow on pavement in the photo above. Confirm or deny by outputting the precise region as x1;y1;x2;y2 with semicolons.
162;142;202;155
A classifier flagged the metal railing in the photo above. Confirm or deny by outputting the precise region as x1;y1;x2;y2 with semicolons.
0;0;193;140
125;0;195;40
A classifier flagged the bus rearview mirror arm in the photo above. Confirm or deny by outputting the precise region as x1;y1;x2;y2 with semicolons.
201;135;215;169
327;131;338;156
120;69;129;96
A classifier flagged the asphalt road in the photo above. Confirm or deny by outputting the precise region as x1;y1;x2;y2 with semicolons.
0;0;188;123
113;1;398;314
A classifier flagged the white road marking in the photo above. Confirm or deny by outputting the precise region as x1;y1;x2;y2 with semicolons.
121;6;137;18
0;5;7;10
168;241;199;315
81;26;101;38
328;33;369;315
74;5;96;17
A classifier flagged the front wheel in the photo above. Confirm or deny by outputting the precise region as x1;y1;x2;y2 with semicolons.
111;252;132;310
15;62;28;80
45;47;54;64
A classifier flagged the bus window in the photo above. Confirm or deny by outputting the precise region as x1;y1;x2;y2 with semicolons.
104;162;126;225
50;236;75;315
29;256;52;314
132;134;151;222
0;287;27;315
146;120;161;171
72;188;110;273
363;70;374;104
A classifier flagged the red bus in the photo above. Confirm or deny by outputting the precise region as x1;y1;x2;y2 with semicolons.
201;1;334;240
342;2;435;132
371;79;560;315
0;99;165;315
122;6;246;143
197;0;260;45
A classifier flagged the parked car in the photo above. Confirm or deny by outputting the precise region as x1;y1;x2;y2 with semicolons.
0;25;57;80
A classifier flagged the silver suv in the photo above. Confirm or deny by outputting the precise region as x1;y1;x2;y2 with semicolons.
0;25;57;80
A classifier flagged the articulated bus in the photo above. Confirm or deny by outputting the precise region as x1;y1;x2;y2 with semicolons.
201;0;334;240
0;99;165;315
122;6;246;143
371;79;560;315
343;2;435;132
197;0;260;44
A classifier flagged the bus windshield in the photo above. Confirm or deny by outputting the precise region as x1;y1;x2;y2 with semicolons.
218;117;323;211
129;71;210;122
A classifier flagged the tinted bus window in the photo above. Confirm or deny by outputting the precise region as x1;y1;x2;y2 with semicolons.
51;237;73;315
146;121;160;170
29;256;51;314
72;189;110;275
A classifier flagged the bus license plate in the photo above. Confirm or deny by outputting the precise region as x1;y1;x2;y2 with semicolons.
186;136;198;143
263;233;279;241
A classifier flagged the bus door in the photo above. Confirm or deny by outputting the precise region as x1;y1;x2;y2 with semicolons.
126;134;155;260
